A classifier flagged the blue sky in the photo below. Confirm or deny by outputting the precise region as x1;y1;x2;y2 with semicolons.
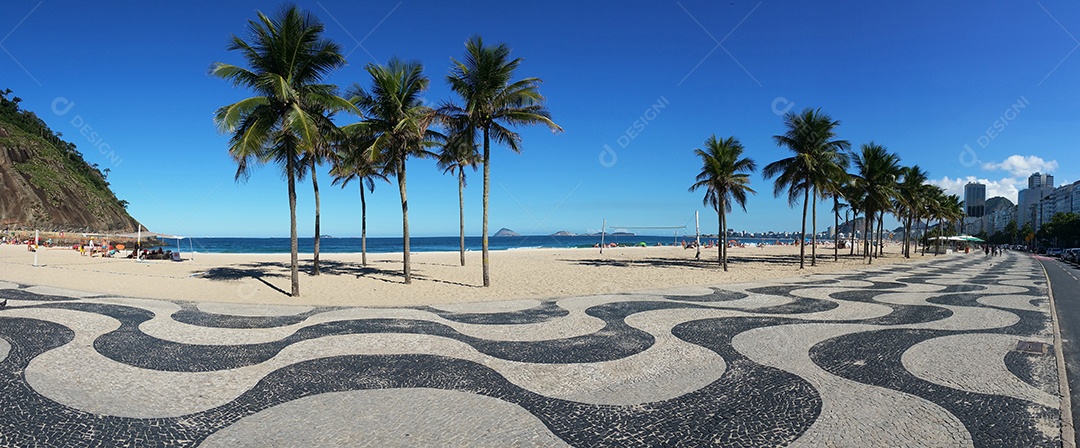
3;1;1078;237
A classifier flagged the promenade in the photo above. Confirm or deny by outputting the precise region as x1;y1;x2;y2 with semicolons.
0;252;1064;446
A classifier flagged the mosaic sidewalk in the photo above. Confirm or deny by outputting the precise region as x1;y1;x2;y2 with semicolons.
0;252;1064;447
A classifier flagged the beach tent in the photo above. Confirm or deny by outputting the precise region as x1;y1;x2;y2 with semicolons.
113;230;190;260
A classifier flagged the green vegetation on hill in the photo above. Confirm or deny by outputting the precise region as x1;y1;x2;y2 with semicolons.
0;88;136;231
1;89;124;208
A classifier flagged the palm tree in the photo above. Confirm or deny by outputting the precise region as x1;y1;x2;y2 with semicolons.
819;160;851;262
211;6;354;297
442;35;562;287
851;142;901;264
298;139;332;275
689;135;757;271
926;186;950;255
917;183;941;256
945;194;965;236
763;108;850;269
437;127;480;267
896;165;928;258
330;131;388;267
346;58;440;284
830;194;848;261
842;181;865;256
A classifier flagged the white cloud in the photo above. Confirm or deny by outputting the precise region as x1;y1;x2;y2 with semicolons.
928;176;1021;204
981;155;1058;178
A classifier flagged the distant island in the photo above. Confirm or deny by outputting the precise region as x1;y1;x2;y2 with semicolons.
551;230;576;236
493;228;520;237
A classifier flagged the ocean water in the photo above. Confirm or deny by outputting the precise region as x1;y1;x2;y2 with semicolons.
159;235;800;254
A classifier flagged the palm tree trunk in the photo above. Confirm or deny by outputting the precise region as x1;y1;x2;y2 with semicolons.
871;212;877;259
398;157;411;284
721;208;728;271
863;209;871;261
287;155;300;297
849;209;856;256
799;186;809;269
458;169;466;267
875;211;883;259
878;212;885;257
867;210;874;265
904;213;912;258
811;187;817;266
360;184;368;267
833;197;840;262
920;217;927;256
718;206;724;269
482;128;491;287
311;160;321;276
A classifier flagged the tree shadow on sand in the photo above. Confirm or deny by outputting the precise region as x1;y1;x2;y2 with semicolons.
196;260;477;297
563;253;859;270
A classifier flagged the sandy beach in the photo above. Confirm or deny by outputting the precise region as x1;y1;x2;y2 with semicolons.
0;242;939;307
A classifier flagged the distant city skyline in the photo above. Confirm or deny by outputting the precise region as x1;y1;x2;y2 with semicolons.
2;2;1076;237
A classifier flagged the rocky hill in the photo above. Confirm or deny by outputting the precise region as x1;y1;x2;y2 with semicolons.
0;89;139;232
493;228;519;237
985;196;1014;215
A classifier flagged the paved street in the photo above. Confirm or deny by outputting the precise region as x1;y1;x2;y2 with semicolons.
0;252;1065;447
1039;254;1080;446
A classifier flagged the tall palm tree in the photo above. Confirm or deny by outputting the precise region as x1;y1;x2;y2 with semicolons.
763;108;850;269
330;131;388;267
346;58;440;284
809;150;850;266
437;127;480;267
945;194;965;236
442;35;562;287
830;194;848;261
819;160;851;262
916;183;940;256
852;142;901;264
896;165;928;258
842;181;865;256
689;135;757;271
926;186;950;255
211;6;354;297
297;138;333;275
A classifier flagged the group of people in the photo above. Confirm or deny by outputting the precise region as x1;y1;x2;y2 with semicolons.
77;240;120;258
131;247;178;260
984;244;1006;257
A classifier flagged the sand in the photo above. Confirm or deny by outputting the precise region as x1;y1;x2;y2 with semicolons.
2;242;931;307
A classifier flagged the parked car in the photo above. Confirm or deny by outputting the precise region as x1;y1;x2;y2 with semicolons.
1047;248;1063;258
1064;248;1080;264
